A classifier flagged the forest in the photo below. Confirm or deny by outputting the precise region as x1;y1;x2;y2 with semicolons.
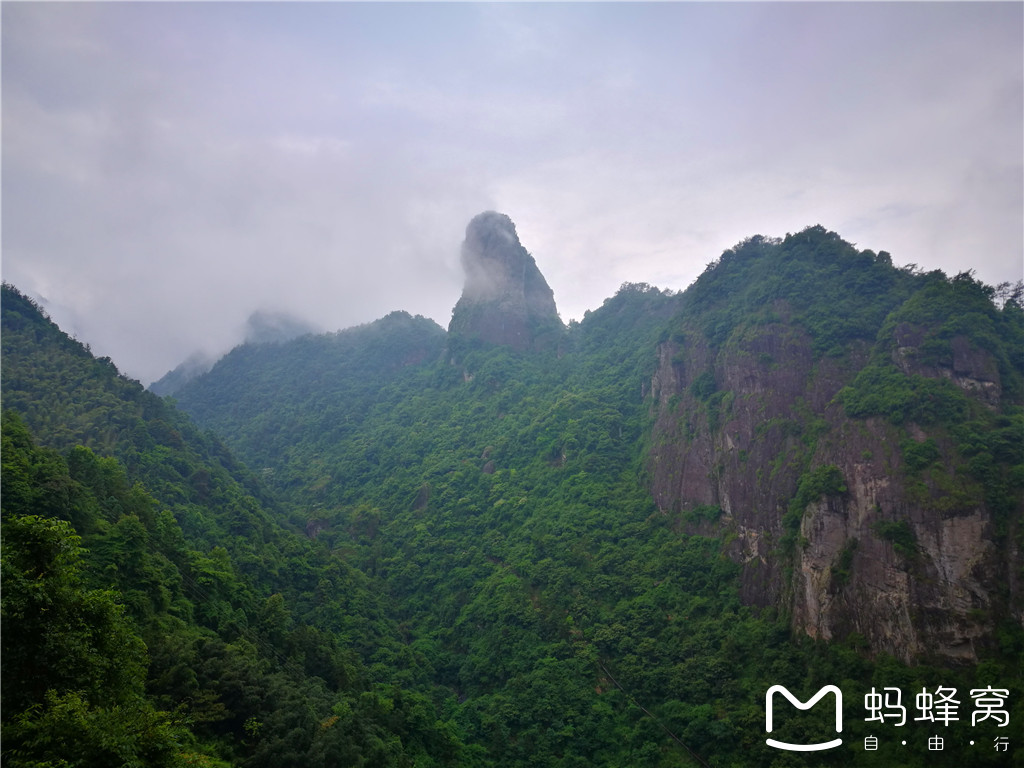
2;224;1022;767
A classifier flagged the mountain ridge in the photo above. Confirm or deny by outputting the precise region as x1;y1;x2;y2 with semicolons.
3;215;1022;767
166;220;1023;664
0;283;472;766
645;228;1023;661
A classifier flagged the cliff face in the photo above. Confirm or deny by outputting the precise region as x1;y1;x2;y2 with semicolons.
648;317;1015;661
645;235;1022;663
448;212;563;351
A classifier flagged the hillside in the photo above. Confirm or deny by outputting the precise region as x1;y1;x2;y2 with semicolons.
647;228;1024;661
1;286;472;767
163;310;446;483
3;215;1022;767
167;218;1022;765
172;223;1024;665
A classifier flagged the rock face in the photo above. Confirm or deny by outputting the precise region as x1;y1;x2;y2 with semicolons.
646;309;1018;663
449;212;562;351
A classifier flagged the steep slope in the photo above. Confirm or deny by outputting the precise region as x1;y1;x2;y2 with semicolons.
646;227;1024;662
171;310;446;487
0;285;470;767
164;223;1022;766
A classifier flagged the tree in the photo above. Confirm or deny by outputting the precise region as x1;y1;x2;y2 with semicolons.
1;514;192;766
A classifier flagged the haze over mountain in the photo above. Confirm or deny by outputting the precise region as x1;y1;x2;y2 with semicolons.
4;3;1020;385
2;212;1021;766
150;309;320;395
171;213;1024;665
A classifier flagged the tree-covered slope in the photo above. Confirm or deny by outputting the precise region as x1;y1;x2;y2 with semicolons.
170;310;446;486
162;223;1021;768
647;227;1023;662
1;285;472;767
4;216;1022;768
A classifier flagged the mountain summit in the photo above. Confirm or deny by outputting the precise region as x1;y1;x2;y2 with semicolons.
448;211;562;350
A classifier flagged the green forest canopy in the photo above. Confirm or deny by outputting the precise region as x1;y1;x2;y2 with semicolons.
2;225;1022;767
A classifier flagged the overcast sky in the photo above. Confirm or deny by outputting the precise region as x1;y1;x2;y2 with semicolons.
3;2;1022;385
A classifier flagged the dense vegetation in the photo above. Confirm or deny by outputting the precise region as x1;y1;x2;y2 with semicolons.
3;224;1022;767
675;227;919;355
2;287;469;767
662;226;1022;590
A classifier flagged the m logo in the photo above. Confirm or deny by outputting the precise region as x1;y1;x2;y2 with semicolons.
765;685;843;751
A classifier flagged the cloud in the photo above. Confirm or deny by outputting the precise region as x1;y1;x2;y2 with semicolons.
2;4;489;382
2;2;1020;383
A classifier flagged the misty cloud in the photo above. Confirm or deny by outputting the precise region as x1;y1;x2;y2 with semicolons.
3;3;1020;383
244;310;320;346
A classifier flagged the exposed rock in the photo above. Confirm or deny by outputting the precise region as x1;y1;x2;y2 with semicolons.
647;306;1019;663
892;323;1002;407
448;212;563;351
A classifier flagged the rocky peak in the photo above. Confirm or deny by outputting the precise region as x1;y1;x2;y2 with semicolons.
449;212;562;351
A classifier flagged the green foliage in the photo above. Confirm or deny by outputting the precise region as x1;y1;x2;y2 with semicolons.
901;437;941;473
791;465;847;514
682;504;723;525
689;369;717;401
679;226;921;354
873;519;917;557
839;364;969;425
172;311;446;475
1;286;471;768
781;465;847;550
5;690;192;768
4;245;1023;768
1;509;193;767
833;268;1023;532
1;410;471;768
830;538;858;588
1;511;144;709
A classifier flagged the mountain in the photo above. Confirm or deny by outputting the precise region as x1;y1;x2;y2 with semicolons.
448;211;564;351
1;285;470;767
165;310;446;483
149;350;218;396
645;228;1023;662
150;310;319;395
242;309;319;346
3;214;1023;768
173;221;1023;666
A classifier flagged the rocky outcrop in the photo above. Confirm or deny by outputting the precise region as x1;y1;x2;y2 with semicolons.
448;212;563;351
647;306;1018;663
892;322;1002;407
